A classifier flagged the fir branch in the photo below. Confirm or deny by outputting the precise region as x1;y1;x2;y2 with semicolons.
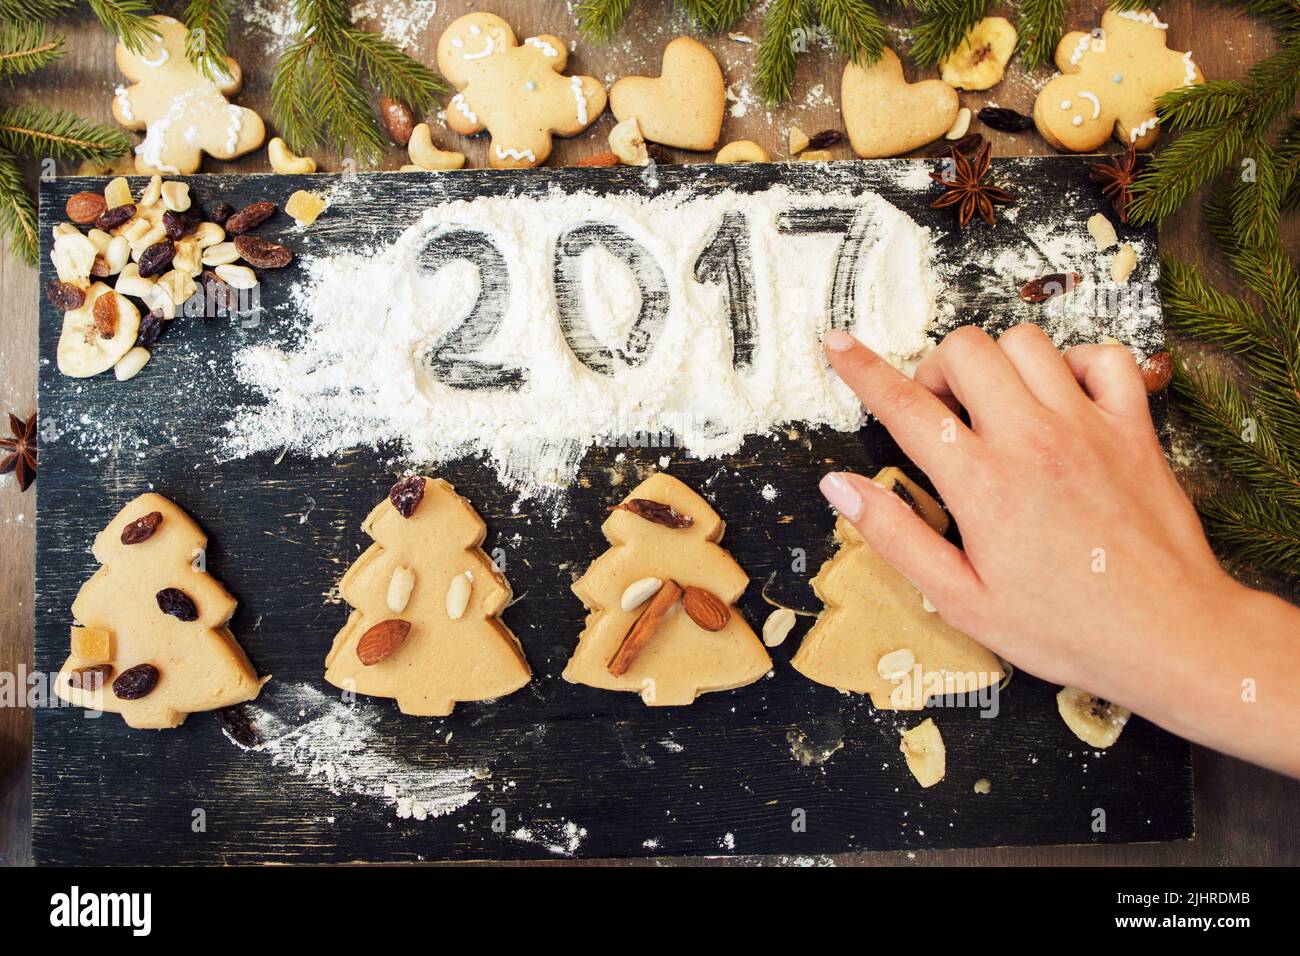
183;0;232;82
577;0;637;42
816;0;886;64
1279;115;1300;211
754;0;810;104
313;37;384;165
1129;34;1300;224
1015;0;1068;70
0;103;132;161
0;0;74;20
0;146;35;266
340;27;445;115
270;36;317;160
87;0;162;55
1199;492;1300;577
910;0;991;68
0;19;65;78
676;0;755;32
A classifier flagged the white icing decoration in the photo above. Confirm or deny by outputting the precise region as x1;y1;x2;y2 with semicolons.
452;92;478;125
1060;99;1072;110
451;38;464;48
571;75;588;124
114;85;134;122
525;80;537;91
1129;116;1160;142
1079;91;1101;119
1069;35;1091;65
1072;117;1083;126
1182;51;1198;86
525;36;560;57
224;105;243;155
469;24;481;35
139;45;169;68
494;144;537;162
463;35;496;59
1113;73;1123;83
1115;10;1169;29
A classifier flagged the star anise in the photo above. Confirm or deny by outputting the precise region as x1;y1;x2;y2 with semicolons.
1088;145;1147;224
929;141;1015;228
0;412;36;492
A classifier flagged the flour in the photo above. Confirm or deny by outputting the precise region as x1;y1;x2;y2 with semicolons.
239;0;437;54
226;185;940;501
225;682;485;821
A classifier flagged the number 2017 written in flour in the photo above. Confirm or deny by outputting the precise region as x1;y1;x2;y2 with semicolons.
418;201;894;389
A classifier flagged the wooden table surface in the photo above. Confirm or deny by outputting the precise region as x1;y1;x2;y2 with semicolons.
2;0;1297;866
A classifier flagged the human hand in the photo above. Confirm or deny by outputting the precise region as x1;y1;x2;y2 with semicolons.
818;324;1300;775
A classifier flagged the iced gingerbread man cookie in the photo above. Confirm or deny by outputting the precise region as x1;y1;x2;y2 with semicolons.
791;469;1003;709
1033;8;1203;152
436;12;606;168
841;48;959;158
564;473;771;706
55;493;267;729
324;477;531;716
111;15;265;174
610;37;725;151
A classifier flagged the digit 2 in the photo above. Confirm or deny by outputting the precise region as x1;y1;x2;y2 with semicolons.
417;227;524;390
694;210;756;370
553;222;669;375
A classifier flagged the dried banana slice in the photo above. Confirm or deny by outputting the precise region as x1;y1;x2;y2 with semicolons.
1056;686;1130;748
940;17;1017;91
57;283;141;378
900;717;947;788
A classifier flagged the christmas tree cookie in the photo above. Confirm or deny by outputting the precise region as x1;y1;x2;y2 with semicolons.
792;468;1003;709
324;477;530;716
564;473;771;706
55;493;266;729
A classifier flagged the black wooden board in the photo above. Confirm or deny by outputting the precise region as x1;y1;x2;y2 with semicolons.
33;159;1191;864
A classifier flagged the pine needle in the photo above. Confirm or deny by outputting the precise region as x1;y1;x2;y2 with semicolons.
754;0;810;104
0;146;35;266
0;103;132;161
1015;0;1068;70
676;0;756;32
577;0;637;42
87;0;162;55
340;27;445;115
0;19;65;78
183;0;233;82
816;0;886;64
0;0;74;20
911;0;991;68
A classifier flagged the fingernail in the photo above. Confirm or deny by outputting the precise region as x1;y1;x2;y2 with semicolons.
823;329;857;353
819;472;863;521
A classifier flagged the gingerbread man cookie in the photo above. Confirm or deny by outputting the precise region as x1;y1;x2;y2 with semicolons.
111;15;265;174
435;12;606;168
1033;8;1203;152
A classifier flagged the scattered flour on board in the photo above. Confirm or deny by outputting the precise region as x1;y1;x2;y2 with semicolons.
510;819;588;856
226;185;941;503
223;681;485;821
239;0;437;54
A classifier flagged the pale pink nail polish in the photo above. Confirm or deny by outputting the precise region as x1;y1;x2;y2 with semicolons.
823;329;857;352
820;472;863;521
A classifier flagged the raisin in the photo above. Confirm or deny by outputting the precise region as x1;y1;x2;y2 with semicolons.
112;663;159;700
90;254;112;277
162;208;200;241
121;510;163;544
95;203;136;231
156;587;198;621
1019;272;1081;303
389;475;425;517
137;240;175;278
233;234;294;269
614;498;694;528
219;706;261;747
646;144;674;165
225;201;277;234
807;129;845;150
137;308;165;346
92;292;118;337
929;132;986;158
977;106;1034;132
69;664;113;691
209;201;235;226
200;270;238;315
44;279;85;312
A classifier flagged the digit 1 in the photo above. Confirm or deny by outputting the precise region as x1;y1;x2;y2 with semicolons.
417;228;524;390
776;205;873;330
693;210;756;370
553;222;669;375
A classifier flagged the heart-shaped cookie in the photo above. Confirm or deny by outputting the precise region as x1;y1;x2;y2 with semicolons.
841;48;959;158
610;37;725;151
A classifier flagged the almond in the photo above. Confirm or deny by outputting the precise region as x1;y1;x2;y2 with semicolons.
681;586;730;631
577;151;620;167
66;191;107;224
608;579;682;677
356;618;411;665
380;97;416;146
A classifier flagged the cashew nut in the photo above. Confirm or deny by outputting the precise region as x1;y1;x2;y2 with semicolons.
268;137;318;174
608;116;650;166
715;140;769;164
408;124;466;171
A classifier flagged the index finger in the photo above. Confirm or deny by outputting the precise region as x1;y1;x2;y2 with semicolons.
824;329;977;476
